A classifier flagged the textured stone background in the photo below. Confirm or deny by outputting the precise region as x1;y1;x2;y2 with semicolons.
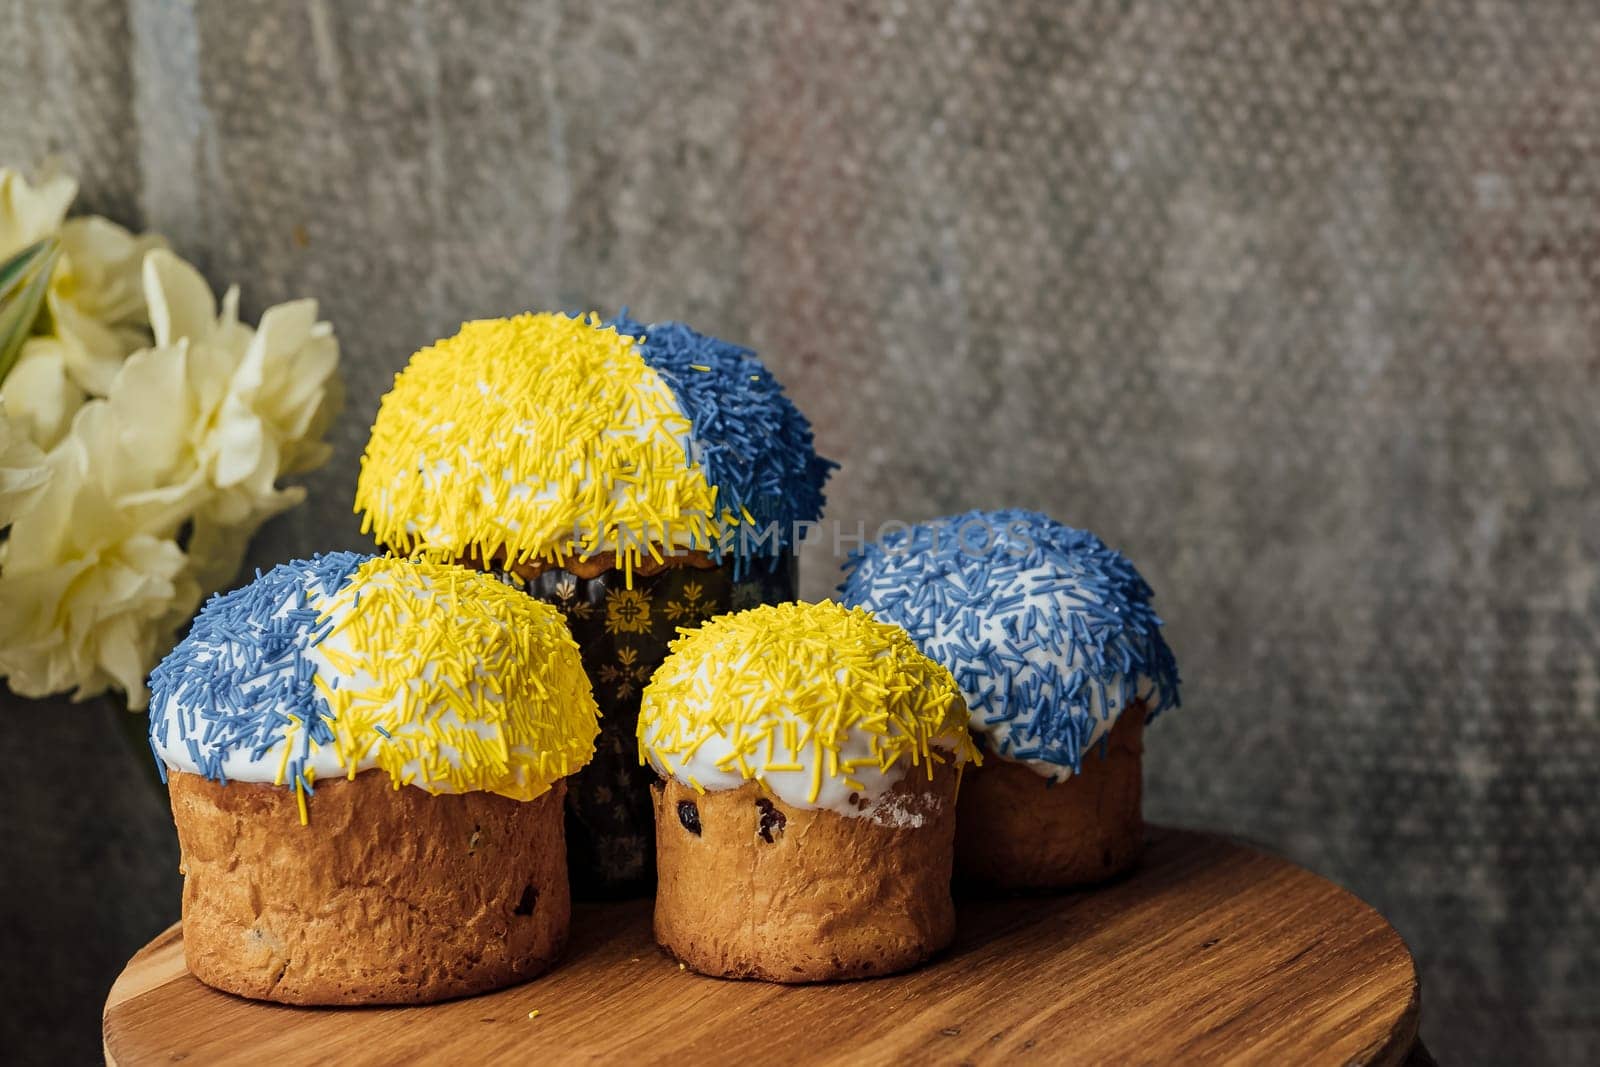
3;1;1599;1063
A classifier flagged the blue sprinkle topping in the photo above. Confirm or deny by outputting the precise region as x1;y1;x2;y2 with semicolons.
607;312;836;570
146;552;369;785
838;509;1180;773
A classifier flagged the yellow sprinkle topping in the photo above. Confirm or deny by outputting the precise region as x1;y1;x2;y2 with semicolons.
312;557;600;801
355;313;719;576
637;602;977;790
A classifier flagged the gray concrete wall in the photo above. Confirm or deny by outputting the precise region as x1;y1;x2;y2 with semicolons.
3;2;1597;1062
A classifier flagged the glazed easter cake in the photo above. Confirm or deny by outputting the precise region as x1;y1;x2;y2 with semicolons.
638;601;978;982
147;552;600;1004
355;311;833;895
841;509;1180;889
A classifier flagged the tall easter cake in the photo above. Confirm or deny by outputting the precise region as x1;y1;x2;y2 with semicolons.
147;553;600;1004
355;311;833;895
840;509;1180;889
638;601;977;982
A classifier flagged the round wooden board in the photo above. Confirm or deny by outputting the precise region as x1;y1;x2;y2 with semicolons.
103;827;1418;1066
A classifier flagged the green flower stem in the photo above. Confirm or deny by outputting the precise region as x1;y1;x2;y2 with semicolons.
0;237;60;386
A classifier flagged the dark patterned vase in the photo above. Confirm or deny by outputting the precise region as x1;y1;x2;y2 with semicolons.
500;555;797;898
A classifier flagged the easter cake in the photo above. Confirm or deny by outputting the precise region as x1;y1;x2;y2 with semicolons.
147;552;600;1004
841;509;1180;889
637;601;977;981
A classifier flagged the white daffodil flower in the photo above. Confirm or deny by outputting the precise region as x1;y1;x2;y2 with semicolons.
1;166;166;397
134;249;340;528
0;166;75;255
0;179;341;710
0;413;49;526
0;425;197;708
0;337;86;450
48;216;167;395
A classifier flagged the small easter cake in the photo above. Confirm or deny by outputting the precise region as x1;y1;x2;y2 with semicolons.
840;509;1180;889
637;601;977;982
355;311;833;895
147;552;600;1005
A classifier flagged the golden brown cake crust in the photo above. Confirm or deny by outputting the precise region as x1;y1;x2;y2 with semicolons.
652;763;959;983
168;770;570;1005
955;704;1145;890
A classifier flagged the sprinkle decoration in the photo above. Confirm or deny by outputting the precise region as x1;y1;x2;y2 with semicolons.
607;312;836;570
637;601;977;803
148;553;600;822
355;311;833;583
838;509;1181;776
355;312;718;581
148;552;364;794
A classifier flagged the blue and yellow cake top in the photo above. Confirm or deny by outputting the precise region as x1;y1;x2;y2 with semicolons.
607;312;835;553
148;552;600;821
355;312;833;580
637;601;977;813
839;509;1180;779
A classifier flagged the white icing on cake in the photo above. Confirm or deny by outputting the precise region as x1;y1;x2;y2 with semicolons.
151;571;511;790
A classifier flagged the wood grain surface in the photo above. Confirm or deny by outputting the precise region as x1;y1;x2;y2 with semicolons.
103;827;1419;1066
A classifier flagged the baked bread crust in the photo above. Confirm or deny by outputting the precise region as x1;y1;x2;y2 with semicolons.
652;762;959;982
955;704;1145;890
168;770;570;1004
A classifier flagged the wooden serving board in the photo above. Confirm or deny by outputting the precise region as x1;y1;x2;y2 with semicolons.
103;827;1419;1066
